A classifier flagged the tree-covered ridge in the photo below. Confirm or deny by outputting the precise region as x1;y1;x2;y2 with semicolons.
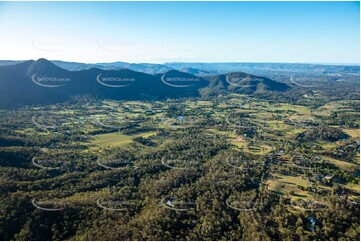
299;125;349;142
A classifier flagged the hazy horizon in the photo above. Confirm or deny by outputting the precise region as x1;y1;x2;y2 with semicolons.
1;58;360;66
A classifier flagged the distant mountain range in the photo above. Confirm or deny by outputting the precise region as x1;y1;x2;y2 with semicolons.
165;62;360;76
1;60;358;76
0;59;291;107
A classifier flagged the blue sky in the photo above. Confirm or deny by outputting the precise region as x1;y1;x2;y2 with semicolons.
0;1;359;64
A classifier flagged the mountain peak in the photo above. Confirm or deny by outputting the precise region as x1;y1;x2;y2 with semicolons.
26;58;68;76
35;58;56;66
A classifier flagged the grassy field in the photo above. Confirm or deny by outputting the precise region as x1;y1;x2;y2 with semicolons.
321;155;359;171
88;131;157;148
344;128;360;138
267;174;311;198
266;172;335;199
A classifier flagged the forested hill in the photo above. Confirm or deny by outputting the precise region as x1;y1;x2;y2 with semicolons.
0;59;290;107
